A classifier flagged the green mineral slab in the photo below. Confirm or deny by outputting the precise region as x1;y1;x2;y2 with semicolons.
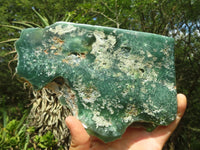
15;22;177;142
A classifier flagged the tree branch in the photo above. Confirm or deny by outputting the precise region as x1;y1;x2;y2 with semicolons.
90;9;120;28
100;0;115;15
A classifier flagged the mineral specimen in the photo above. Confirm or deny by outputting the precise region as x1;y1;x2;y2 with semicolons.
15;22;177;142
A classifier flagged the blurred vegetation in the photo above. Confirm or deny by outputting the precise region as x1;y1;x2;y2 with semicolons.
0;0;200;149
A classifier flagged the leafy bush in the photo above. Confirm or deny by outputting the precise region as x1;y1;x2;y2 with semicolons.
0;117;62;150
33;131;58;149
0;117;28;149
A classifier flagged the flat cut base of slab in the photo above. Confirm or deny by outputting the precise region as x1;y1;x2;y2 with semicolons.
15;22;177;142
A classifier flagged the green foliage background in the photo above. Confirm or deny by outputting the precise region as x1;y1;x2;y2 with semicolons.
0;0;200;149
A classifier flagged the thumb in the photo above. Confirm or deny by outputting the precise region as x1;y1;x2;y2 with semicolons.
65;116;90;150
153;93;187;144
164;93;187;133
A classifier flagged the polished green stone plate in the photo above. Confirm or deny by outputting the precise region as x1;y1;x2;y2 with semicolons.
15;22;177;142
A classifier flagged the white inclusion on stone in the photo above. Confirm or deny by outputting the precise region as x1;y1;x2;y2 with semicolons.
80;90;100;103
123;116;133;123
146;51;152;57
74;83;101;104
114;49;145;77
161;48;170;57
168;83;176;91
143;70;158;83
82;123;88;129
92;111;112;128
48;24;76;35
64;55;81;66
91;30;116;69
34;50;41;57
123;103;138;123
142;100;165;117
142;103;155;116
106;102;114;114
116;104;124;109
144;43;148;47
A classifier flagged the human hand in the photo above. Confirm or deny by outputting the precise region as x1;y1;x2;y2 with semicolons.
65;94;187;150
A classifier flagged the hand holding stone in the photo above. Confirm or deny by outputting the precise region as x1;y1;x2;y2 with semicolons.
66;94;187;150
15;22;179;142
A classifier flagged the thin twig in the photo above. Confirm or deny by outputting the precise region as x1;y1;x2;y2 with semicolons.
187;126;200;132
100;0;115;15
91;10;120;28
5;50;17;56
8;53;18;75
91;10;117;24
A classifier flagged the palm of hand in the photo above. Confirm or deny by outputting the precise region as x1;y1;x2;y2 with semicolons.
90;126;170;150
66;94;187;150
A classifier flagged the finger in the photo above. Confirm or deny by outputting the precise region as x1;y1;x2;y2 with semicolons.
164;93;187;132
65;116;90;150
176;93;187;118
153;93;187;143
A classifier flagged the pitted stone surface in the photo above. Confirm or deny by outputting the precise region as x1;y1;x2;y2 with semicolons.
15;22;177;142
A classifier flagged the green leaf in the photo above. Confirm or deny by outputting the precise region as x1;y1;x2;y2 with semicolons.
6;120;18;133
15;110;29;134
24;134;30;150
32;8;49;27
62;12;75;22
9;136;19;146
24;22;42;28
1;25;24;31
33;135;40;143
12;21;34;28
26;127;35;133
0;38;19;44
38;143;47;148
